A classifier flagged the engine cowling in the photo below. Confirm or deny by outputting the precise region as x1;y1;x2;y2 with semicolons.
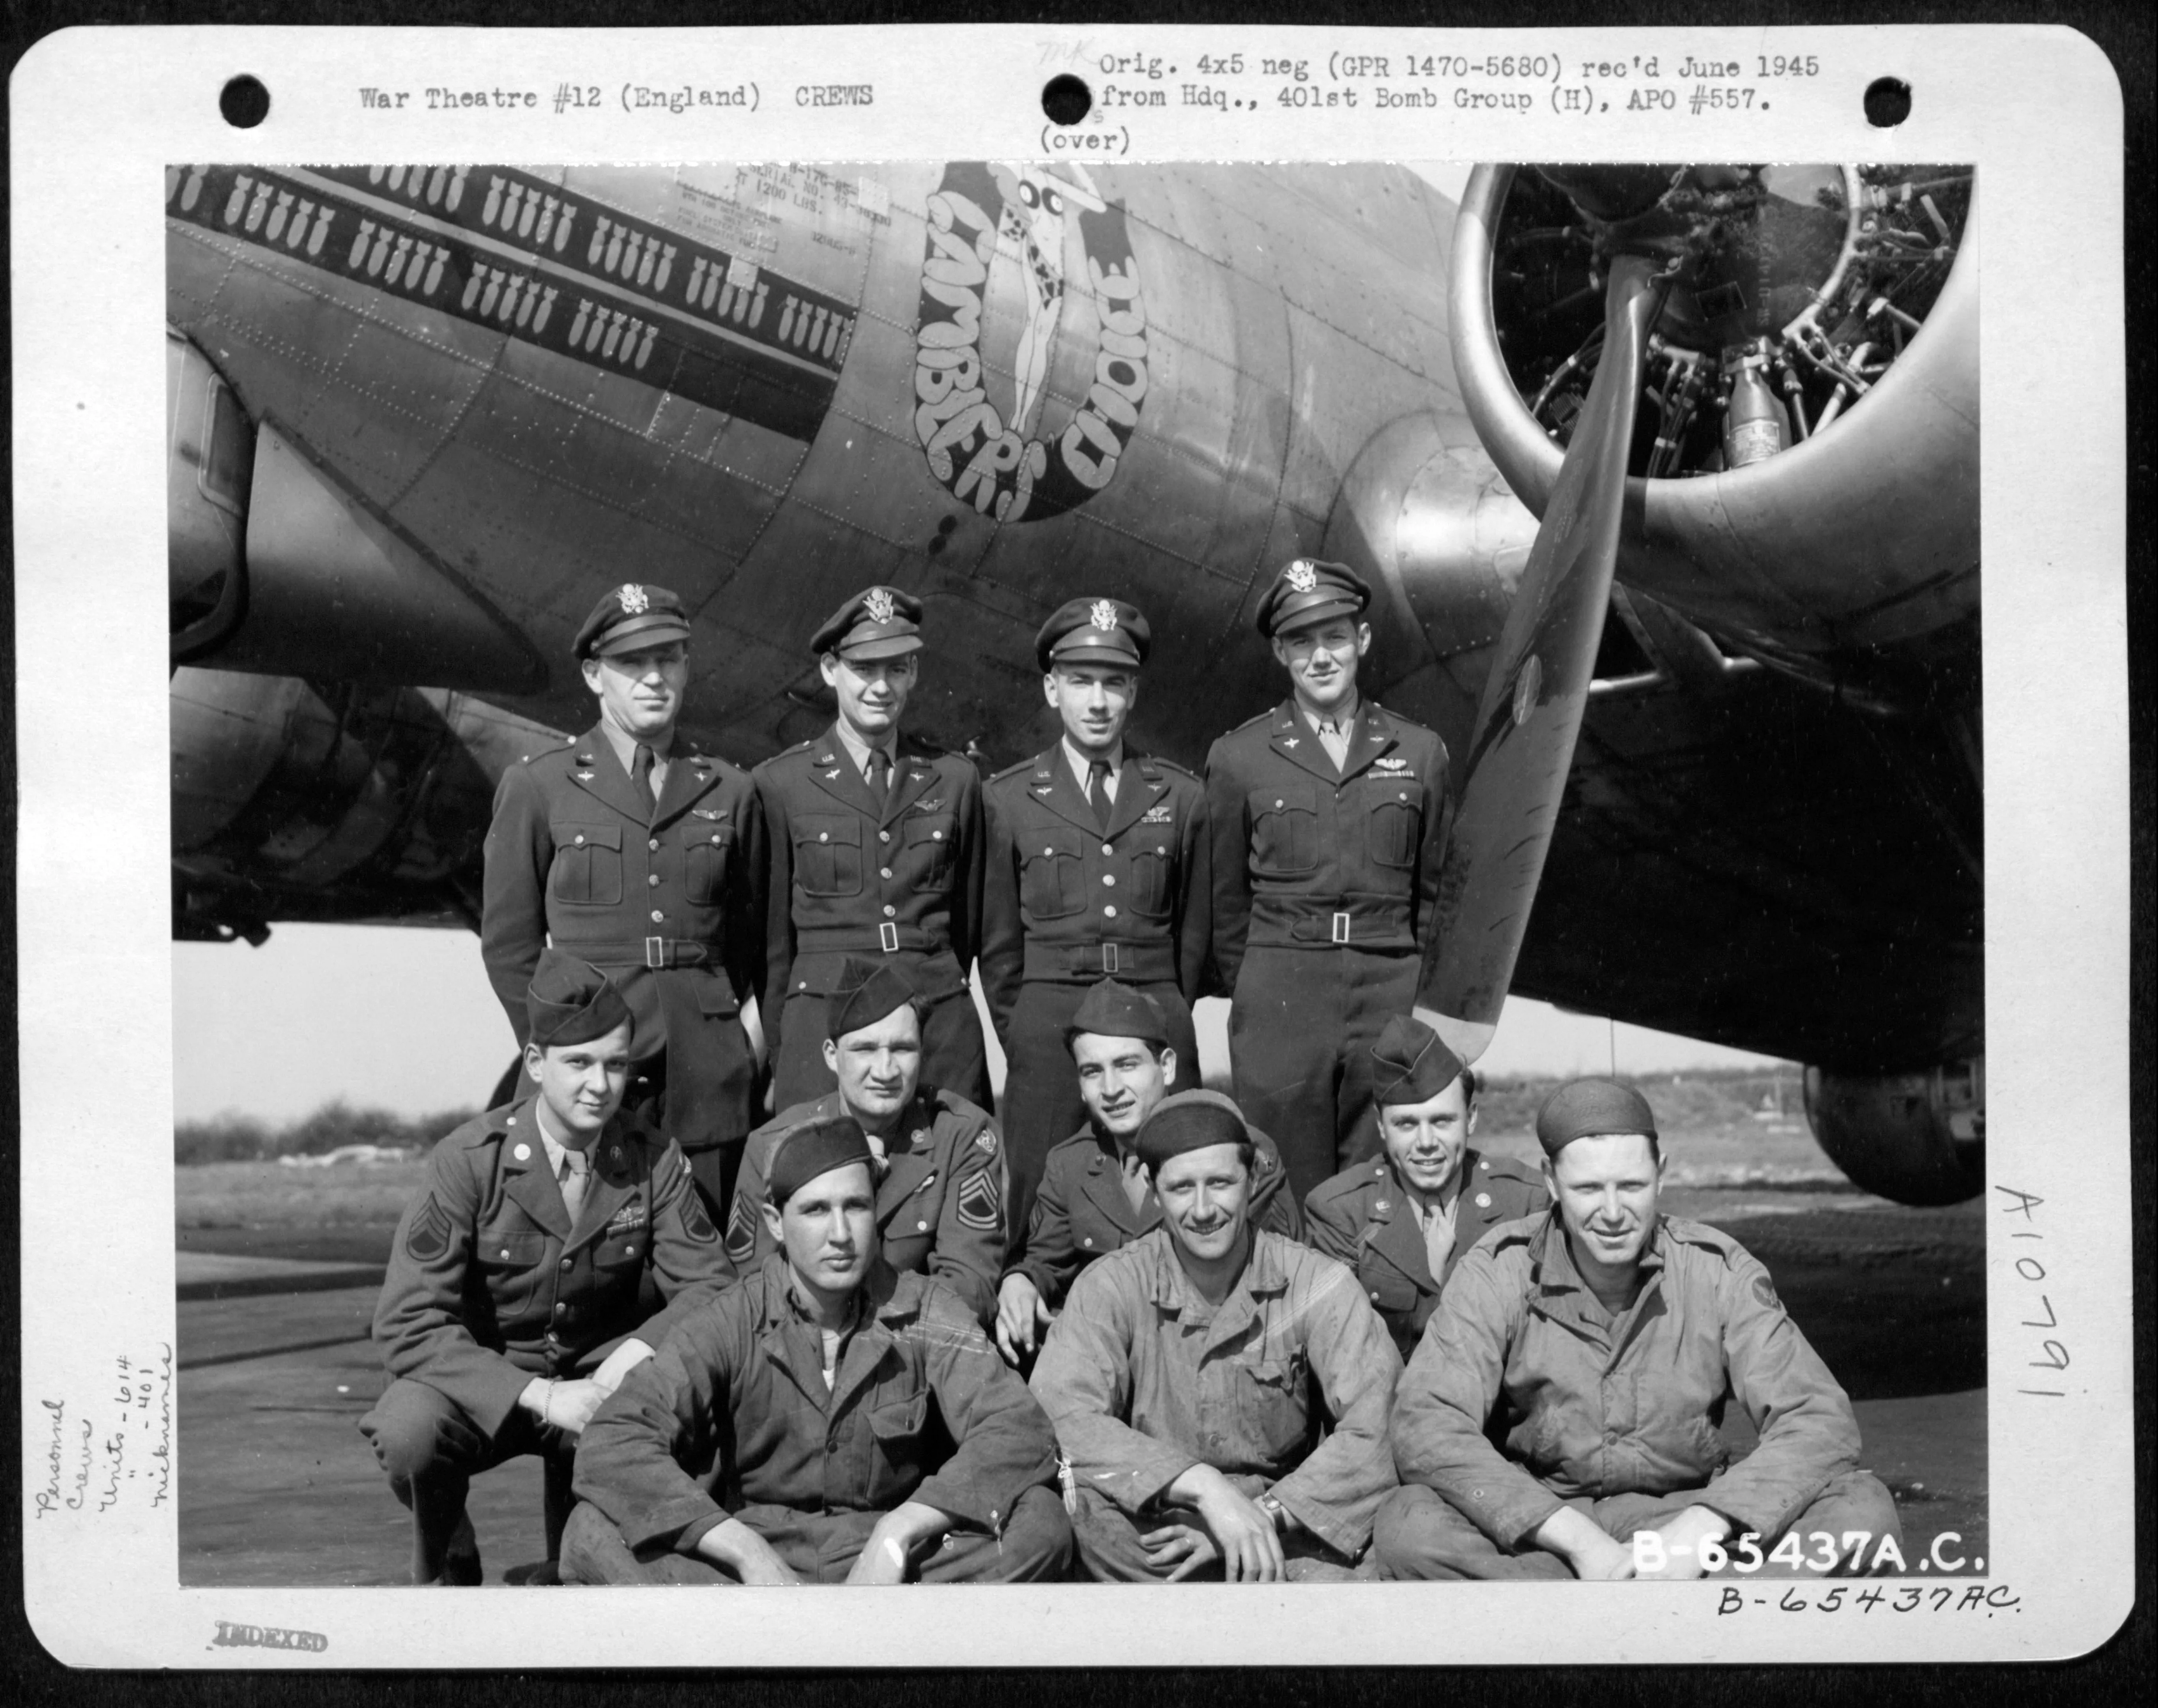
1804;1059;1984;1205
1452;164;1978;710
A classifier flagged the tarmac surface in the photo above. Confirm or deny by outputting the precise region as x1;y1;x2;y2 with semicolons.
176;1187;1988;1587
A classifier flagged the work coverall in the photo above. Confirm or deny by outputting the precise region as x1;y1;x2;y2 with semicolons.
1377;1212;1902;1579
1030;1228;1401;1580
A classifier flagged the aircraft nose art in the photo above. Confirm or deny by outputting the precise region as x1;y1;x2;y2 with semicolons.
165;164;856;447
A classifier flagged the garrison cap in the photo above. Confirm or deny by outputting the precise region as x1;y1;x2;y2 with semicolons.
811;585;924;661
1036;597;1151;672
1133;1089;1251;1174
826;956;920;1043
574;582;691;660
1256;558;1371;639
525;950;634;1049
1371;1014;1468;1107
767;1113;876;1207
1534;1078;1660;1160
1063;979;1171;1053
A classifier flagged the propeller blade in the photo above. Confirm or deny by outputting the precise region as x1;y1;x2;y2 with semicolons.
1415;254;1664;1062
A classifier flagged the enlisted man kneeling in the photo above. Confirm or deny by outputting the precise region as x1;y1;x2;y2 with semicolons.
561;1114;1073;1584
725;958;1005;1326
1376;1079;1903;1581
1030;1092;1400;1582
995;979;1300;1367
1304;1015;1545;1361
361;953;732;1585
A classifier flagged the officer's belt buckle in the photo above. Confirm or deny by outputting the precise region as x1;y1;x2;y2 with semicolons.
878;922;900;953
644;936;666;968
1331;912;1352;944
1100;942;1122;975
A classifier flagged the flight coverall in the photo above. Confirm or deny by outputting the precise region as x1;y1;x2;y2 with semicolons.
1303;1149;1548;1361
1030;1228;1401;1581
754;727;991;1111
560;1257;1072;1584
1009;1124;1304;1312
360;1099;732;1582
482;724;767;1210
981;745;1210;1244
1376;1212;1903;1580
724;1088;1006;1327
1203;701;1450;1201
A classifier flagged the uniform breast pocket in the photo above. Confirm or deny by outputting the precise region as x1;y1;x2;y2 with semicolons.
1366;781;1423;869
1128;841;1174;916
474;1228;549;1321
903;813;956;887
1248;786;1319;877
550;824;623;906
682;824;736;904
1233;1354;1312;1462
793;815;863;897
1020;827;1087;919
864;1392;931;1496
1363;1265;1422;1317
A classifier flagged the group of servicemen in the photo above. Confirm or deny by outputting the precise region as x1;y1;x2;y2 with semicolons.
361;559;1903;1586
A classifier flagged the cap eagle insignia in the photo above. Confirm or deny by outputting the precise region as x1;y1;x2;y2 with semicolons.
1089;599;1120;632
617;583;649;614
865;587;897;625
1286;562;1317;593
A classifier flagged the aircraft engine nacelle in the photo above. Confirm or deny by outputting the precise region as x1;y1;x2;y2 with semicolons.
167;331;543;694
1452;164;1978;705
172;665;566;943
1803;1058;1984;1205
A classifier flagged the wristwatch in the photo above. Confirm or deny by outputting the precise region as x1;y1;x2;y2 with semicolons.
1256;1493;1287;1532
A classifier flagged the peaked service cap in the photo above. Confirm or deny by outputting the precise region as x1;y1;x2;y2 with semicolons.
574;583;692;660
811;585;924;661
1036;597;1151;671
1255;558;1371;639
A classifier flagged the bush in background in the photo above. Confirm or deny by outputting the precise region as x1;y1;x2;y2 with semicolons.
176;1099;477;1166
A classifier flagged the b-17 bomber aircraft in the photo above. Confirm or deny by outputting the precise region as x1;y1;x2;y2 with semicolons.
166;158;1980;1204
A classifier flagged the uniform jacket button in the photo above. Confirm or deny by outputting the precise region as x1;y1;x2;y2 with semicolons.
1102;875;1115;886
648;874;660;887
555;1302;567;1315
819;832;830;843
559;1257;573;1271
574;833;586;845
1102;844;1114;856
648;838;659;851
880;830;892;843
650;910;665;923
1103;905;1117;918
883;905;896;917
880;867;894;880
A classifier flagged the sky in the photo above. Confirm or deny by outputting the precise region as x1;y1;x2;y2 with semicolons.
172;924;1781;1123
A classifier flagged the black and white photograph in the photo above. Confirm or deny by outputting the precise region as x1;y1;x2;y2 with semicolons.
13;21;2133;1669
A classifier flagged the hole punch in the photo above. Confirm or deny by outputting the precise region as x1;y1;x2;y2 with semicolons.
1041;74;1092;126
220;75;271;128
1863;76;1911;128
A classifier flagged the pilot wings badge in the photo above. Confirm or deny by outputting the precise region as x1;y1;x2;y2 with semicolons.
618;583;649;614
1089;599;1120;632
865;587;896;625
1286;561;1317;594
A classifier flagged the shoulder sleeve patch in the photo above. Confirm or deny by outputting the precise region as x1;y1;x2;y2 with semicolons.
1750;1271;1780;1312
405;1194;454;1263
679;1190;720;1245
724;1192;760;1264
974;1126;998;1155
956;1162;1003;1232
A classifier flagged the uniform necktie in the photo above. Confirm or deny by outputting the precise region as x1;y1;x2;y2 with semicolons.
868;748;893;803
1087;759;1114;830
1417;1197;1455;1282
1315;716;1353;770
558;1152;589;1225
632;743;658;815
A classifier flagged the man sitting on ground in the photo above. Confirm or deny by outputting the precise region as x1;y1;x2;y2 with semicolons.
560;1114;1073;1584
1376;1078;1903;1581
1029;1090;1400;1582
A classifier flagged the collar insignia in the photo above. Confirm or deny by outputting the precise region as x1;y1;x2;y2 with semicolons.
1089;599;1119;632
574;770;595;781
618;583;649;614
823;768;844;780
1281;737;1299;748
864;587;897;625
1286;562;1317;593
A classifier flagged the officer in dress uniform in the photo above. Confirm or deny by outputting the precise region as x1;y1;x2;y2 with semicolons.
482;583;766;1215
361;952;732;1584
754;585;991;1113
1204;558;1451;1201
724;959;1006;1326
980;597;1210;1244
1304;1015;1546;1361
994;982;1299;1367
